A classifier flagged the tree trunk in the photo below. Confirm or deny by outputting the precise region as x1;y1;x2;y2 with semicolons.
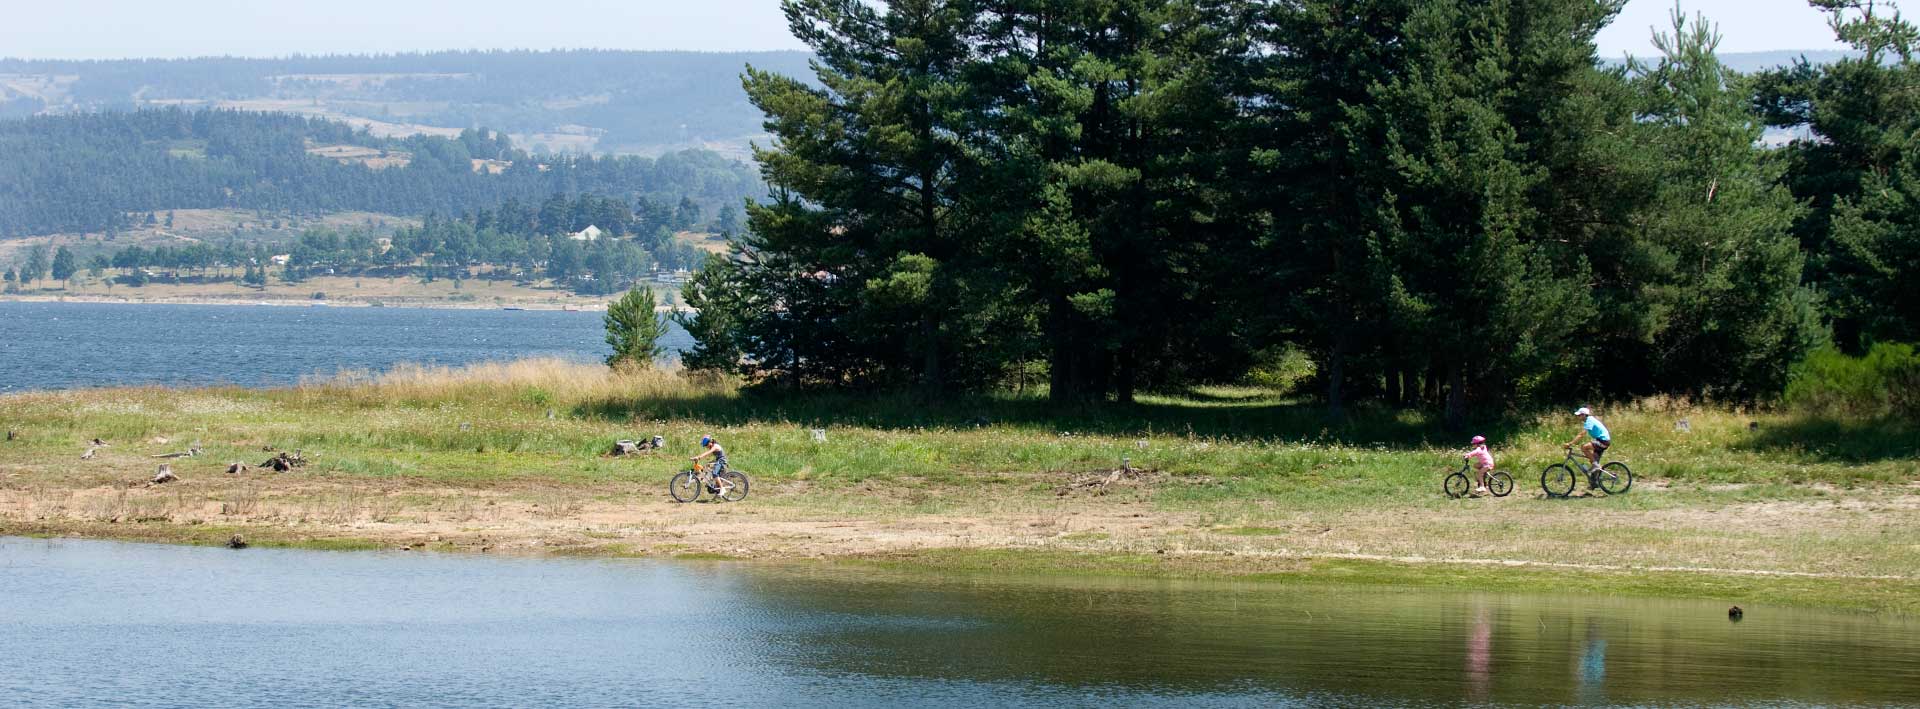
1049;296;1078;405
1326;331;1347;420
1115;346;1136;405
921;313;943;399
1445;366;1469;430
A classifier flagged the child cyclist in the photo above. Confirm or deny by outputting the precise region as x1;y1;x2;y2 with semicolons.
1464;435;1496;496
690;435;734;496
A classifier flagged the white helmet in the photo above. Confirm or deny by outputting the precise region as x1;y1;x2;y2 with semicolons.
1574;407;1591;416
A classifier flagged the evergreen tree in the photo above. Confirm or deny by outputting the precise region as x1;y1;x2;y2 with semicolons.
604;286;670;366
1619;7;1823;397
737;0;1011;391
50;246;77;286
22;244;50;285
674;253;746;373
1753;0;1920;347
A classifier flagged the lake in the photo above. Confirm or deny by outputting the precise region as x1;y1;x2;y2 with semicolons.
2;537;1915;707
0;301;690;392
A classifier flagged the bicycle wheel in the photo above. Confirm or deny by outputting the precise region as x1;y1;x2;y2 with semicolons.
1597;462;1633;494
1489;471;1514;497
1443;472;1470;499
1541;464;1576;498
716;471;750;502
668;471;702;503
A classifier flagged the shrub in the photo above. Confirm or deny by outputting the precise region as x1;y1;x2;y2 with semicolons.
1244;346;1317;395
1785;343;1920;417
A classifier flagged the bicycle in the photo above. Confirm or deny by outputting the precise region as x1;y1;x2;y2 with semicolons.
1444;460;1514;498
669;461;750;503
1541;445;1632;498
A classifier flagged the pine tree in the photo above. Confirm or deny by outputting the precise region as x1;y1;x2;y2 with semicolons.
1753;0;1920;348
738;0;1007;391
23;244;50;285
673;253;746;373
1621;6;1824;397
50;246;78;286
605;286;670;366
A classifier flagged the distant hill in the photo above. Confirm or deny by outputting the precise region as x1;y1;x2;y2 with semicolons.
1602;49;1856;73
0;50;815;158
0;108;761;237
1715;50;1854;73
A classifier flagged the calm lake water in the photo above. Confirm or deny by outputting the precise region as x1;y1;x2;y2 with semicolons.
2;537;1916;707
0;301;690;392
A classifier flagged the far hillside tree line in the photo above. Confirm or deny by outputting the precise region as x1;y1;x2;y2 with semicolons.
4;194;716;295
0;108;761;237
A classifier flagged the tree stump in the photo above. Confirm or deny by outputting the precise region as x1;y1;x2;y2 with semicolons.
151;465;178;485
226;534;248;549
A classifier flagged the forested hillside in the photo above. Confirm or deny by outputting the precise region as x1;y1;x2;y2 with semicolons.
0;50;815;155
0;108;760;237
676;0;1919;422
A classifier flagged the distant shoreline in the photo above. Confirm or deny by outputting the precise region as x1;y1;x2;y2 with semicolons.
0;293;605;311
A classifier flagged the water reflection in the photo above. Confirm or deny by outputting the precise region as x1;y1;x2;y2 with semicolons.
1578;622;1608;704
1466;605;1492;702
3;537;1917;708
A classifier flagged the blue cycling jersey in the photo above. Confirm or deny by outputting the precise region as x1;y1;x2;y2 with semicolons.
1584;416;1610;442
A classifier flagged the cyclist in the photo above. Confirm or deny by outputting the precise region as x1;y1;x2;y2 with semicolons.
690;435;733;496
1566;406;1611;472
1464;435;1496;496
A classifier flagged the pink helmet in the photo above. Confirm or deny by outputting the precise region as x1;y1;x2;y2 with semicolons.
1470;435;1486;445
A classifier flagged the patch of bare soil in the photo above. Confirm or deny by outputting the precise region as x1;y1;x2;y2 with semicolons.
2;468;1914;582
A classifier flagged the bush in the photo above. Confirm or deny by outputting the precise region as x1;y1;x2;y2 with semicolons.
1244;346;1317;395
1785;343;1920;417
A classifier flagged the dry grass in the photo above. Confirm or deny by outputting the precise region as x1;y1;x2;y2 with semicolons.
298;358;730;408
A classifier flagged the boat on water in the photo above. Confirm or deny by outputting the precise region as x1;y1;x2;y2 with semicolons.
502;306;526;311
562;305;580;312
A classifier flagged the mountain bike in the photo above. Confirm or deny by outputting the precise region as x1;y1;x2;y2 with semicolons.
669;461;750;503
1541;445;1632;498
1444;460;1514;498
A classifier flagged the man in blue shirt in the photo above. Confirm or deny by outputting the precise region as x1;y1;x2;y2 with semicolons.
1567;406;1611;470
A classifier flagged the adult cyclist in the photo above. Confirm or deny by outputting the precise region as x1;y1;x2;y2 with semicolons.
1566;406;1611;472
690;435;734;496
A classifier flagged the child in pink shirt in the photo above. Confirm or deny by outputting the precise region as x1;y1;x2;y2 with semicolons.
1464;435;1495;496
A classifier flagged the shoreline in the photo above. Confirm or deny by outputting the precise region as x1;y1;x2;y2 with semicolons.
5;516;1914;615
0;293;609;311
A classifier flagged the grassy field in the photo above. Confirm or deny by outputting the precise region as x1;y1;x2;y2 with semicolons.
2;360;1916;612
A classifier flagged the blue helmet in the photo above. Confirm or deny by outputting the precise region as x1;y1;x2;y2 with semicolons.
700;436;713;447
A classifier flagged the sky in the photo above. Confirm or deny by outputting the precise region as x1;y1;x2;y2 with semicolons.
1595;0;1847;60
0;0;1848;61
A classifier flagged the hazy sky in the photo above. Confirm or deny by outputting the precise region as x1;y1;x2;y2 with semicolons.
0;0;1847;61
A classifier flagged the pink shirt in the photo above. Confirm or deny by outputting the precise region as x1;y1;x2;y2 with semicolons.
1465;445;1494;469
